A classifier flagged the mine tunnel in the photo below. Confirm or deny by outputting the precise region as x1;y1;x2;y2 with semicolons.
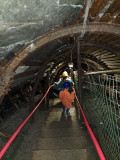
0;0;120;160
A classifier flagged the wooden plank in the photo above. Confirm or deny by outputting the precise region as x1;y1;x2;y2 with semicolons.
89;0;110;20
74;3;86;24
85;69;120;75
23;61;42;66
100;0;120;22
14;69;39;79
114;14;120;24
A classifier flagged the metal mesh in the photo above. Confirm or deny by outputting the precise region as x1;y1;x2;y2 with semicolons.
82;74;120;160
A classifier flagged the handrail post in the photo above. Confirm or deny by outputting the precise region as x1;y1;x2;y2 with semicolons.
77;40;83;121
46;70;50;108
77;40;83;105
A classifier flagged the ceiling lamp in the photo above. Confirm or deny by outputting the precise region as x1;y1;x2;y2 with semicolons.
68;62;73;69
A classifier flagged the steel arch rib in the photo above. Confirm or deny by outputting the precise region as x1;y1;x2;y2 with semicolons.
0;22;120;100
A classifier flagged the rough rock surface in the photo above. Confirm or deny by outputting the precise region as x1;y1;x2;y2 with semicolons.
0;0;83;61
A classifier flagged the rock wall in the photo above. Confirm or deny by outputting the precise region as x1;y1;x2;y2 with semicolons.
0;0;83;60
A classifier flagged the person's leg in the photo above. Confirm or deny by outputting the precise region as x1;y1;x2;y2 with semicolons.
65;108;70;115
62;105;65;111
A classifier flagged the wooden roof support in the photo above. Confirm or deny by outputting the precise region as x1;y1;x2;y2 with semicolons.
100;0;120;22
72;53;109;70
22;61;42;66
74;3;86;24
14;69;39;79
83;55;109;70
89;0;110;20
81;42;120;58
84;68;120;75
114;14;120;24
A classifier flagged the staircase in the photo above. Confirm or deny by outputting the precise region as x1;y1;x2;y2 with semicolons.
31;99;99;160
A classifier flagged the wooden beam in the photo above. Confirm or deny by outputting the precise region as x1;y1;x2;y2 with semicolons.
84;69;120;75
14;69;39;79
89;0;110;20
114;14;120;24
22;61;42;66
81;42;120;58
100;0;120;22
83;55;109;70
74;3;86;24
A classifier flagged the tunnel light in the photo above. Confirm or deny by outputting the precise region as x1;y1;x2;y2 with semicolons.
68;62;73;68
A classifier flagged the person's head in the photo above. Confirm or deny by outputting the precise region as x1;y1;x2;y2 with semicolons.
62;71;68;79
63;81;70;89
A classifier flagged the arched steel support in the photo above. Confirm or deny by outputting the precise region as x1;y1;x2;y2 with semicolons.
0;22;120;103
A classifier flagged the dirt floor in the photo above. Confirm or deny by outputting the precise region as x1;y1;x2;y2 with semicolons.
0;102;50;160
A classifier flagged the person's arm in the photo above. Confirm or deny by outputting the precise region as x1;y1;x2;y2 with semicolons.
54;78;62;85
52;78;63;90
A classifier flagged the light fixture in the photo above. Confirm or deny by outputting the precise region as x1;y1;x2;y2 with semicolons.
68;62;73;68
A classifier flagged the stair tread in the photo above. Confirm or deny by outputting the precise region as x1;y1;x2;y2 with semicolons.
34;137;93;150
39;127;88;138
32;149;99;160
44;119;81;128
46;115;79;122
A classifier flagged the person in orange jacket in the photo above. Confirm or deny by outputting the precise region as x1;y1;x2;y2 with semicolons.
59;81;75;115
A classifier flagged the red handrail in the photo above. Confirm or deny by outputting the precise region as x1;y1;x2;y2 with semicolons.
0;85;106;160
0;86;52;159
73;88;106;160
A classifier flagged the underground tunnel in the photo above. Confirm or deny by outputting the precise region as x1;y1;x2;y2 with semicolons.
0;0;120;160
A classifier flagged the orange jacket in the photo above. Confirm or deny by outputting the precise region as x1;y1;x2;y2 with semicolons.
59;89;74;108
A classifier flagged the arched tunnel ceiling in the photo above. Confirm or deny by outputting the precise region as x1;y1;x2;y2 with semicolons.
0;0;120;102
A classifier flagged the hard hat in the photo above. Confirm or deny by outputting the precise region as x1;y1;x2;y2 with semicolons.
62;71;68;77
63;81;70;88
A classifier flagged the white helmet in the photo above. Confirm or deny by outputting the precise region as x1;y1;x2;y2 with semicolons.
62;71;68;77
